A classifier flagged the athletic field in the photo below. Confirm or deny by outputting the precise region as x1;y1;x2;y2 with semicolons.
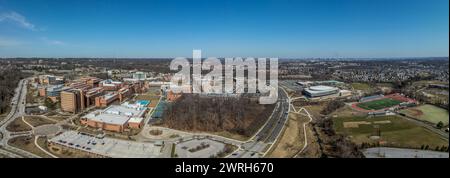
356;98;402;110
400;104;449;125
333;115;448;149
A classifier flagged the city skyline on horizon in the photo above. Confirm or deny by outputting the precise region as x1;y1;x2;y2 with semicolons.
1;0;449;58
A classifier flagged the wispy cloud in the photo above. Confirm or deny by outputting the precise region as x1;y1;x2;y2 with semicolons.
0;11;38;31
40;37;66;46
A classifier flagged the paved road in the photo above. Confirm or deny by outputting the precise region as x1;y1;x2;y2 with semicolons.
229;88;290;158
277;86;314;157
0;78;41;158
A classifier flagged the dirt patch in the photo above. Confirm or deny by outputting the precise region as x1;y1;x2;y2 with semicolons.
343;121;371;128
407;108;424;117
8;135;52;158
24;116;56;127
34;125;61;136
373;120;391;124
268;113;311;158
6;117;32;132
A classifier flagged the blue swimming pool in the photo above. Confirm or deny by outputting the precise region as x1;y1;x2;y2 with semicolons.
136;100;150;107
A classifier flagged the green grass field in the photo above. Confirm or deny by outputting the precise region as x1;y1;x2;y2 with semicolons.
333;115;448;149
351;83;371;90
400;104;449;125
357;98;402;110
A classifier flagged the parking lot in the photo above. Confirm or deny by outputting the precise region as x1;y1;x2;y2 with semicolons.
50;131;162;158
175;138;225;158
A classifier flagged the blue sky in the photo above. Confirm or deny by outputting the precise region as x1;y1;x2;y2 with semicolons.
0;0;448;58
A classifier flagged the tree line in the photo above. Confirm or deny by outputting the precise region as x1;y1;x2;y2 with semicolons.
0;68;30;114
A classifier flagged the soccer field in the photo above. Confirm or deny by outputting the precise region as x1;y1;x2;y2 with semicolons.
357;98;402;110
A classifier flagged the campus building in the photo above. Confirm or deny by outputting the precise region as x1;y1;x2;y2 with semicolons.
80;101;149;132
85;87;104;108
60;89;85;113
303;85;340;98
95;92;119;108
38;75;65;85
100;79;123;91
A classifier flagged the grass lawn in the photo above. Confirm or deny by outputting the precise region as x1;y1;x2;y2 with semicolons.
267;113;305;158
8;135;52;158
375;83;395;88
351;83;371;90
357;98;402;110
401;104;449;125
24;116;57;127
6;117;32;132
333;115;448;149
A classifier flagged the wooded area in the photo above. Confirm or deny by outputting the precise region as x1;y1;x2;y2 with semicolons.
162;94;275;137
0;69;29;114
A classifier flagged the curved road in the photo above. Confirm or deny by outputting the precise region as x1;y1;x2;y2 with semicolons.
0;78;41;158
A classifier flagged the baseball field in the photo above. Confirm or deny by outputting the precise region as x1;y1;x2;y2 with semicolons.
333;115;448;149
400;104;449;125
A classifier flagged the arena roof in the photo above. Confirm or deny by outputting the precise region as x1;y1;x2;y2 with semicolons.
307;85;338;92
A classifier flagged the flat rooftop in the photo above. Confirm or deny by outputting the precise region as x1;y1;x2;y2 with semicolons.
50;131;162;158
103;92;117;100
128;117;144;123
84;105;147;125
84;112;130;125
104;105;146;117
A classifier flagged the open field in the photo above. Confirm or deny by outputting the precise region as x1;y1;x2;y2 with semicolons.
215;131;249;142
8;135;52;158
333;115;448;149
24;116;57;127
6;117;32;132
375;83;395;88
46;115;68;122
267;113;305;158
351;83;370;90
332;106;367;118
356;98;402;110
363;147;449;158
412;80;449;85
400;104;449;125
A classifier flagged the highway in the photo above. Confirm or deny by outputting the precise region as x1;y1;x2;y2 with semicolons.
0;78;41;158
0;79;299;158
229;88;290;158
